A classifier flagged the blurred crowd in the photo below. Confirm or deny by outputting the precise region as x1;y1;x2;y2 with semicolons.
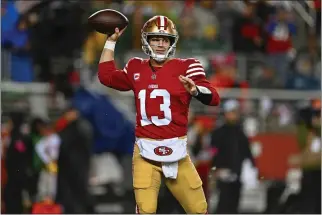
1;0;321;214
1;94;320;214
1;0;321;97
1;107;95;213
187;98;321;214
1;86;139;213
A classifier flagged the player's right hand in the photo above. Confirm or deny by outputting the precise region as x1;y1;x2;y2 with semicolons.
107;27;127;42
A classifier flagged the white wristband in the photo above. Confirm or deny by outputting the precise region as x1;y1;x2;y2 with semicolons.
104;40;116;51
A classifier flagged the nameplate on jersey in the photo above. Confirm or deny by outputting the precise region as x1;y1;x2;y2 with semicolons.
148;84;158;89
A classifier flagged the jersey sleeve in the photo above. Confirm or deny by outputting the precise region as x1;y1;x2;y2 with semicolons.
185;58;220;106
98;59;133;91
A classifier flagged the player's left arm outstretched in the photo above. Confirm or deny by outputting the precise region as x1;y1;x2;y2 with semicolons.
179;59;220;106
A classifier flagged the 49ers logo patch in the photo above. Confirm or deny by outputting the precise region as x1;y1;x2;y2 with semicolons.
154;146;173;156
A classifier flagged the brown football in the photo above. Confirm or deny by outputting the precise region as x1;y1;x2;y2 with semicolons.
88;9;129;35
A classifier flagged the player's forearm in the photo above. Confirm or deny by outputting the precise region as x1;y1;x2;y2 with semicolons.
99;48;114;63
99;39;116;63
194;86;220;106
98;40;117;86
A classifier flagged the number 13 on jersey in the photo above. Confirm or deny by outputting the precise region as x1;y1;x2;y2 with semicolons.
138;89;172;126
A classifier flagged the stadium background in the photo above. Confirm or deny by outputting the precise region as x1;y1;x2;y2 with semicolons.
1;0;321;214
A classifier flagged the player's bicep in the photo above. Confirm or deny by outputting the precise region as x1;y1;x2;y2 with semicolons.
185;59;213;93
185;60;206;79
109;69;132;91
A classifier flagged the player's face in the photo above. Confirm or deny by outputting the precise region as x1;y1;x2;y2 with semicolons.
148;36;171;55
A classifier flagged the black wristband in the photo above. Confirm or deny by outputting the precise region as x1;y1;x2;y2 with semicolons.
193;87;212;105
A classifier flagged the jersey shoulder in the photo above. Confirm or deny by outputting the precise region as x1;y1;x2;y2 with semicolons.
179;58;205;78
124;57;146;74
128;57;145;64
167;58;203;73
180;58;204;68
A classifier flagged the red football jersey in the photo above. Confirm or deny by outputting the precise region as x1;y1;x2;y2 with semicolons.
98;58;220;139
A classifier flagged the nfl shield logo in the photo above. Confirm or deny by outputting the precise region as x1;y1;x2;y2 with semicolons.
151;73;157;80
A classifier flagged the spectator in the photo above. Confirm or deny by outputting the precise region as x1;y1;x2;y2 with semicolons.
210;100;257;214
231;2;263;53
35;122;61;201
22;0;88;96
4;111;33;213
202;25;229;51
213;1;240;47
1;1;34;82
253;65;280;89
18;0;54;83
178;15;205;51
255;0;275;24
188;1;224;51
1;125;10;213
292;33;321;80
314;0;321;36
209;53;249;89
289;101;321;213
55;108;94;213
265;6;296;87
285;57;320;90
28;117;48;202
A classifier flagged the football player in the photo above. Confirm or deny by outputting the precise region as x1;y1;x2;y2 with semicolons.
98;15;220;214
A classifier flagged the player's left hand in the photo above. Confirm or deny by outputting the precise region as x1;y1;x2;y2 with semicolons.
179;75;198;96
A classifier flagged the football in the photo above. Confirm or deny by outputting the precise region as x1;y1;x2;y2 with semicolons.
88;9;129;35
